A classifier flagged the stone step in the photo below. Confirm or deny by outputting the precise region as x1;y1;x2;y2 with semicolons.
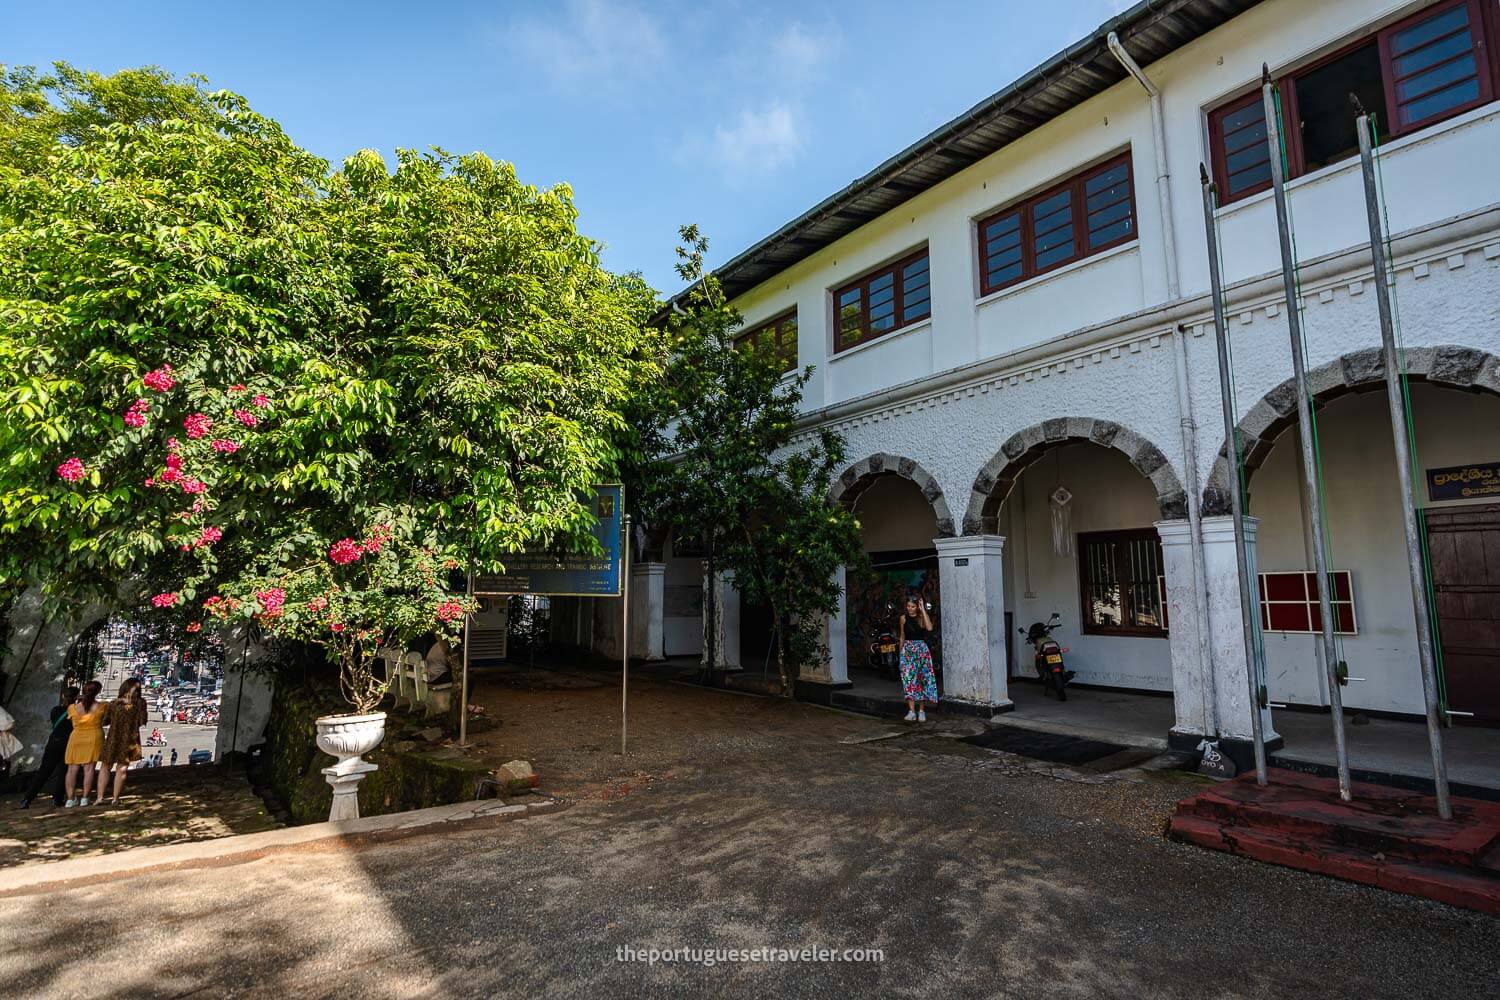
1169;813;1500;915
1173;769;1500;869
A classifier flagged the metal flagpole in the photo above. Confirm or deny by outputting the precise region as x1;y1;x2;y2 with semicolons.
1199;164;1268;786
621;515;631;756
458;561;474;747
1355;113;1452;819
1262;67;1352;800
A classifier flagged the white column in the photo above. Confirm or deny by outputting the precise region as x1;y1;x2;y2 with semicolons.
808;565;849;685
1158;516;1278;749
933;535;1012;711
630;562;666;662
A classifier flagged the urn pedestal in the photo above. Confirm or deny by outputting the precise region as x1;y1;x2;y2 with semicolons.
314;711;386;821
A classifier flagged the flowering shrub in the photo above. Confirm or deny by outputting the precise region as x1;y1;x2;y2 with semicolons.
56;458;85;482
328;538;363;565
216;521;475;714
124;398;150;428
151;592;181;608
183;413;213;439
210;439;239;454
143;365;176;392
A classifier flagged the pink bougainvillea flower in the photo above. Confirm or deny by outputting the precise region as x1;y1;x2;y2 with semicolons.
56;457;86;483
211;438;239;454
435;599;466;623
184;413;213;439
197;525;223;546
143;365;176;392
363;524;393;553
328;538;363;565
330;622;347;633
123;399;150;428
181;477;206;495
307;596;329;613
255;587;286;618
186;621;202;633
151;592;180;608
160;467;183;485
180;544;191;552
165;453;183;471
190;500;204;513
251;393;271;409
167;436;180;451
234;409;258;428
145;476;155;488
228;384;247;393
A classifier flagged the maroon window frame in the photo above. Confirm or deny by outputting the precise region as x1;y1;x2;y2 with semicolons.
1209;0;1498;205
737;309;799;374
1077;529;1169;638
976;153;1137;297
1257;570;1357;635
832;248;931;354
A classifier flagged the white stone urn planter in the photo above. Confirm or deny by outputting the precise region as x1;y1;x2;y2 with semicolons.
315;711;386;821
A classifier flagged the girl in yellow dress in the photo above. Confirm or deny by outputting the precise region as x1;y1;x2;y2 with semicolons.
63;681;107;807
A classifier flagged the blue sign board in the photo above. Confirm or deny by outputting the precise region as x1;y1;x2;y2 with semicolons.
470;485;623;596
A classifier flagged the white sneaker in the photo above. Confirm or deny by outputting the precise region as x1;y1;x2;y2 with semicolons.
63;798;78;808
903;710;917;722
918;710;927;722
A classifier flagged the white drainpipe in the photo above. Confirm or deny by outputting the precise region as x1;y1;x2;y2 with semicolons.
1107;31;1180;300
1108;32;1216;737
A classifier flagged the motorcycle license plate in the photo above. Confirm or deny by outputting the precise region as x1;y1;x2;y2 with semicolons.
1046;654;1063;664
880;644;897;654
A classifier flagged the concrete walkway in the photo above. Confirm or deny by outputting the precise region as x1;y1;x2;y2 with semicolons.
1272;711;1500;795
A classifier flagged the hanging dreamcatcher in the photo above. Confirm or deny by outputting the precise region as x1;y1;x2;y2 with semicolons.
1049;485;1074;557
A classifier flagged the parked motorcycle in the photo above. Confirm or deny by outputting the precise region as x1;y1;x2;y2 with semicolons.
1019;613;1075;700
867;603;900;681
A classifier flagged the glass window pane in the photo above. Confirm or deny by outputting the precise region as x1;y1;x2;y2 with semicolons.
1088;218;1133;248
1294;42;1385;171
1222;116;1268;155
1393;28;1473;77
867;284;895;309
1226;160;1272;196
1033;203;1072;238
1395;53;1476;103
1035;240;1075;270
1400;77;1480;125
1220;99;1265;136
1087;197;1133;232
986;262;1023;288
1391;3;1469;57
1084;162;1129;201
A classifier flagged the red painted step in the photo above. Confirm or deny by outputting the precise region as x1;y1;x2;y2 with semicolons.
1169;771;1500;915
1176;770;1500;868
1170;814;1500;915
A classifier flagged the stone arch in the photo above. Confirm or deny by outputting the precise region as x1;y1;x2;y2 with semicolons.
1202;345;1500;515
963;416;1187;535
832;452;956;539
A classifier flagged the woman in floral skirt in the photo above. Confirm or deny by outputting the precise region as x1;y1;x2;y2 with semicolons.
898;595;939;722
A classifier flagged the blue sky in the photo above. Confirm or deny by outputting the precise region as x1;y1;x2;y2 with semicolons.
3;0;1132;293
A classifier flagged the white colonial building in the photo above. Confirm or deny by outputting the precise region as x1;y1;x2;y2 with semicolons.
569;0;1500;769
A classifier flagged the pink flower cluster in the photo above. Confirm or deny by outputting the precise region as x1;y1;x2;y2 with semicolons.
151;592;180;608
229;384;247;393
183;413;213;439
56;457;85;483
307;596;329;613
143;365;176;392
363;524;394;554
211;439;239;454
252;393;271;409
186;621;202;634
123;398;150;428
181;477;206;495
330;622;346;633
256;587;286;617
328;538;364;565
204;595;241;621
234;409;258;428
435;600;466;623
197;525;223;547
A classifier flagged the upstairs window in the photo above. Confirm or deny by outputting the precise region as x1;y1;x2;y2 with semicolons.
833;248;931;353
737;310;798;374
1209;0;1496;204
977;153;1137;296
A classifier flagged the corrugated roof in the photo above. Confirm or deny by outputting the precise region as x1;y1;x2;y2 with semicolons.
671;0;1264;307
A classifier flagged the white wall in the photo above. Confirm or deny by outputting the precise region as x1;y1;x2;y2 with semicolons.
726;0;1499;414
1251;384;1500;714
663;536;703;658
852;475;938;552
1001;444;1173;691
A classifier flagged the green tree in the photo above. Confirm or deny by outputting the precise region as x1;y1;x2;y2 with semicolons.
635;226;864;695
0;65;663;709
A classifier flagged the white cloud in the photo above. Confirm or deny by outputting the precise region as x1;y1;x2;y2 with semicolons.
770;21;839;80
710;102;802;173
507;0;667;83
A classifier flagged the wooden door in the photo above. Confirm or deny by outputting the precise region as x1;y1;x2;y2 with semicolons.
1426;504;1500;725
